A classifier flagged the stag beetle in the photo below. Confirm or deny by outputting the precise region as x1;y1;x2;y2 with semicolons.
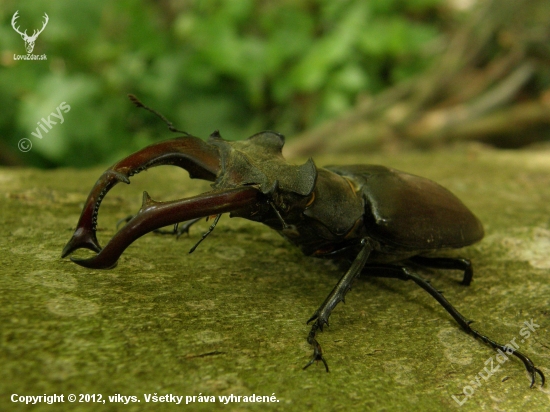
62;96;544;387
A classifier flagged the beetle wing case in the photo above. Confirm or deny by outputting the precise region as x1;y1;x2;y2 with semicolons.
326;165;484;250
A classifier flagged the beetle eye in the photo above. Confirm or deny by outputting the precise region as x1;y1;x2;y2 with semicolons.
305;192;315;208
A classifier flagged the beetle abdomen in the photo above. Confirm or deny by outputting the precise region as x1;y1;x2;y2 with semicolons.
326;165;484;250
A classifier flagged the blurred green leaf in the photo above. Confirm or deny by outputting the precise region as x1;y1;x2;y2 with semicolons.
1;0;444;167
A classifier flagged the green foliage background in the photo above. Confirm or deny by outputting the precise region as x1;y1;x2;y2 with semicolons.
0;0;443;168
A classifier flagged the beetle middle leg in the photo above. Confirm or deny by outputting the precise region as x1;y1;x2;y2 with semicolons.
409;256;473;285
303;239;373;372
364;264;545;387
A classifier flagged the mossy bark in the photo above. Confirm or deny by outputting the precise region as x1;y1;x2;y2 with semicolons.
1;145;549;411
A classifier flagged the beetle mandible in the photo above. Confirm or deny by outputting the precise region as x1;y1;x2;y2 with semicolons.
62;95;544;387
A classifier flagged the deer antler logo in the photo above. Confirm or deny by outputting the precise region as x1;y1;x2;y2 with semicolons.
11;11;49;54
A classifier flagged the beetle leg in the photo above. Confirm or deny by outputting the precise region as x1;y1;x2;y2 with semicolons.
63;187;262;269
303;239;373;372
61;136;220;258
189;214;221;254
364;264;545;388
172;218;204;238
409;256;473;285
303;321;329;372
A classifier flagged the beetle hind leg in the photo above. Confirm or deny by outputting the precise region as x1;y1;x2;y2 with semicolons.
364;264;545;387
409;256;473;286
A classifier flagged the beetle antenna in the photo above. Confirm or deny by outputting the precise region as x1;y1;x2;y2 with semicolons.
128;94;189;136
189;214;222;254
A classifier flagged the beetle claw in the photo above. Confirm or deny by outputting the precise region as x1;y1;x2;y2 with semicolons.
530;367;545;388
304;321;329;372
302;350;329;372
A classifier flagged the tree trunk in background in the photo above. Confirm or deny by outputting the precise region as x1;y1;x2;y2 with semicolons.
286;0;550;158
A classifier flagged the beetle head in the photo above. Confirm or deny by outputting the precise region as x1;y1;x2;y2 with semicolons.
208;130;317;225
209;130;317;196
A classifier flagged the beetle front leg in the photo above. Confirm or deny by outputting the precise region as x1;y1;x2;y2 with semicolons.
303;239;373;371
303;321;329;372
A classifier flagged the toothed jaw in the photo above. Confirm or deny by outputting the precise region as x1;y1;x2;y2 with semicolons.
61;168;136;258
64;187;262;270
64;190;156;269
61;136;222;261
61;156;164;255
